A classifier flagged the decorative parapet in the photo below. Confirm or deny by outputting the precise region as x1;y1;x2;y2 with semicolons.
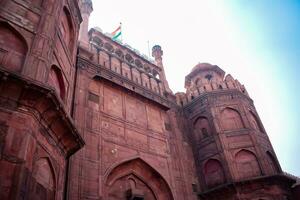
176;74;249;106
88;28;160;76
77;56;176;110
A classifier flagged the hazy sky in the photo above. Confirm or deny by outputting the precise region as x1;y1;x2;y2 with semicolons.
89;0;300;176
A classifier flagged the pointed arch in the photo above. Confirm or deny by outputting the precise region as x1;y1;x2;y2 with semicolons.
249;111;264;133
32;157;56;190
221;107;245;131
266;151;281;174
104;157;174;200
193;116;212;141
31;157;56;199
114;48;124;58
203;159;225;188
0;21;28;72
125;53;134;63
60;7;75;53
235;149;262;179
195;78;201;86
48;65;66;100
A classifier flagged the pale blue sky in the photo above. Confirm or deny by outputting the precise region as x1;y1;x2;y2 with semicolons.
89;0;300;176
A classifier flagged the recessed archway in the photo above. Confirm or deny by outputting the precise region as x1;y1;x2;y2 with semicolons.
0;22;27;72
104;157;174;200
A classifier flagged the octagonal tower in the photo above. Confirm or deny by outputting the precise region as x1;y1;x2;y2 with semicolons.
176;63;295;200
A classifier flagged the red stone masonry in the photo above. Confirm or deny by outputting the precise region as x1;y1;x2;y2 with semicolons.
0;0;298;200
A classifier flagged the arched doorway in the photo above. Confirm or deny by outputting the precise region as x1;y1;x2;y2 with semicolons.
104;158;174;200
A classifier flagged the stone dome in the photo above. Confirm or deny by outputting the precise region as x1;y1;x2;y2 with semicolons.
191;63;216;72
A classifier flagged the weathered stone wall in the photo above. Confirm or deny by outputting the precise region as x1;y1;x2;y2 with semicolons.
0;0;83;199
0;109;66;199
67;61;199;199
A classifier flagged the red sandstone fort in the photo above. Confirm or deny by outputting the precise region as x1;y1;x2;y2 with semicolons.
0;0;299;199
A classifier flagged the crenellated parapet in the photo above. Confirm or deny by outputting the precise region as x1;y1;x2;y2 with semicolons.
176;63;249;106
77;28;176;109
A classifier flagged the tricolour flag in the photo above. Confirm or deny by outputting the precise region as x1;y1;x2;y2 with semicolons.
111;23;122;41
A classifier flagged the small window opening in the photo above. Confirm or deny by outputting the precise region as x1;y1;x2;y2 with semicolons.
202;128;208;138
180;101;183;106
219;85;223;89
165;123;172;131
191;95;194;100
88;92;99;103
192;184;197;193
205;74;213;81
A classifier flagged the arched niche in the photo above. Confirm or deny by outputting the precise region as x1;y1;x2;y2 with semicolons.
31;157;56;199
48;65;66;100
91;36;103;47
115;48;124;58
221;107;245;131
193;117;211;141
203;159;225;188
195;78;201;86
0;22;27;72
266;151;281;174
125;53;134;63
104;42;114;52
235;149;262;179
105;158;174;200
249;111;264;133
60;7;75;53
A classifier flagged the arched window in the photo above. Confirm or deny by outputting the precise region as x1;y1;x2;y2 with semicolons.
221;108;245;131
60;7;75;53
204;159;225;187
266;151;280;174
249;111;264;132
0;22;27;72
235;150;261;179
48;65;66;100
194;117;211;141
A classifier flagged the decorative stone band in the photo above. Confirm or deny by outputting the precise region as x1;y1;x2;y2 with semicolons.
0;69;84;157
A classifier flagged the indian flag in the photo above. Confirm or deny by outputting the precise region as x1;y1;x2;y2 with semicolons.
111;23;122;41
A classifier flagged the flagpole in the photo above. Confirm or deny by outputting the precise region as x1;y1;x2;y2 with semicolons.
120;22;123;42
147;40;150;58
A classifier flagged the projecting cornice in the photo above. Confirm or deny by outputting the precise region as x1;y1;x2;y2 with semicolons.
0;69;84;157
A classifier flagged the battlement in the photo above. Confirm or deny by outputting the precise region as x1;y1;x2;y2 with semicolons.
176;73;249;106
80;28;167;96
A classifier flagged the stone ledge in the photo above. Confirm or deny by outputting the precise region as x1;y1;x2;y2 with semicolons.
0;68;84;157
